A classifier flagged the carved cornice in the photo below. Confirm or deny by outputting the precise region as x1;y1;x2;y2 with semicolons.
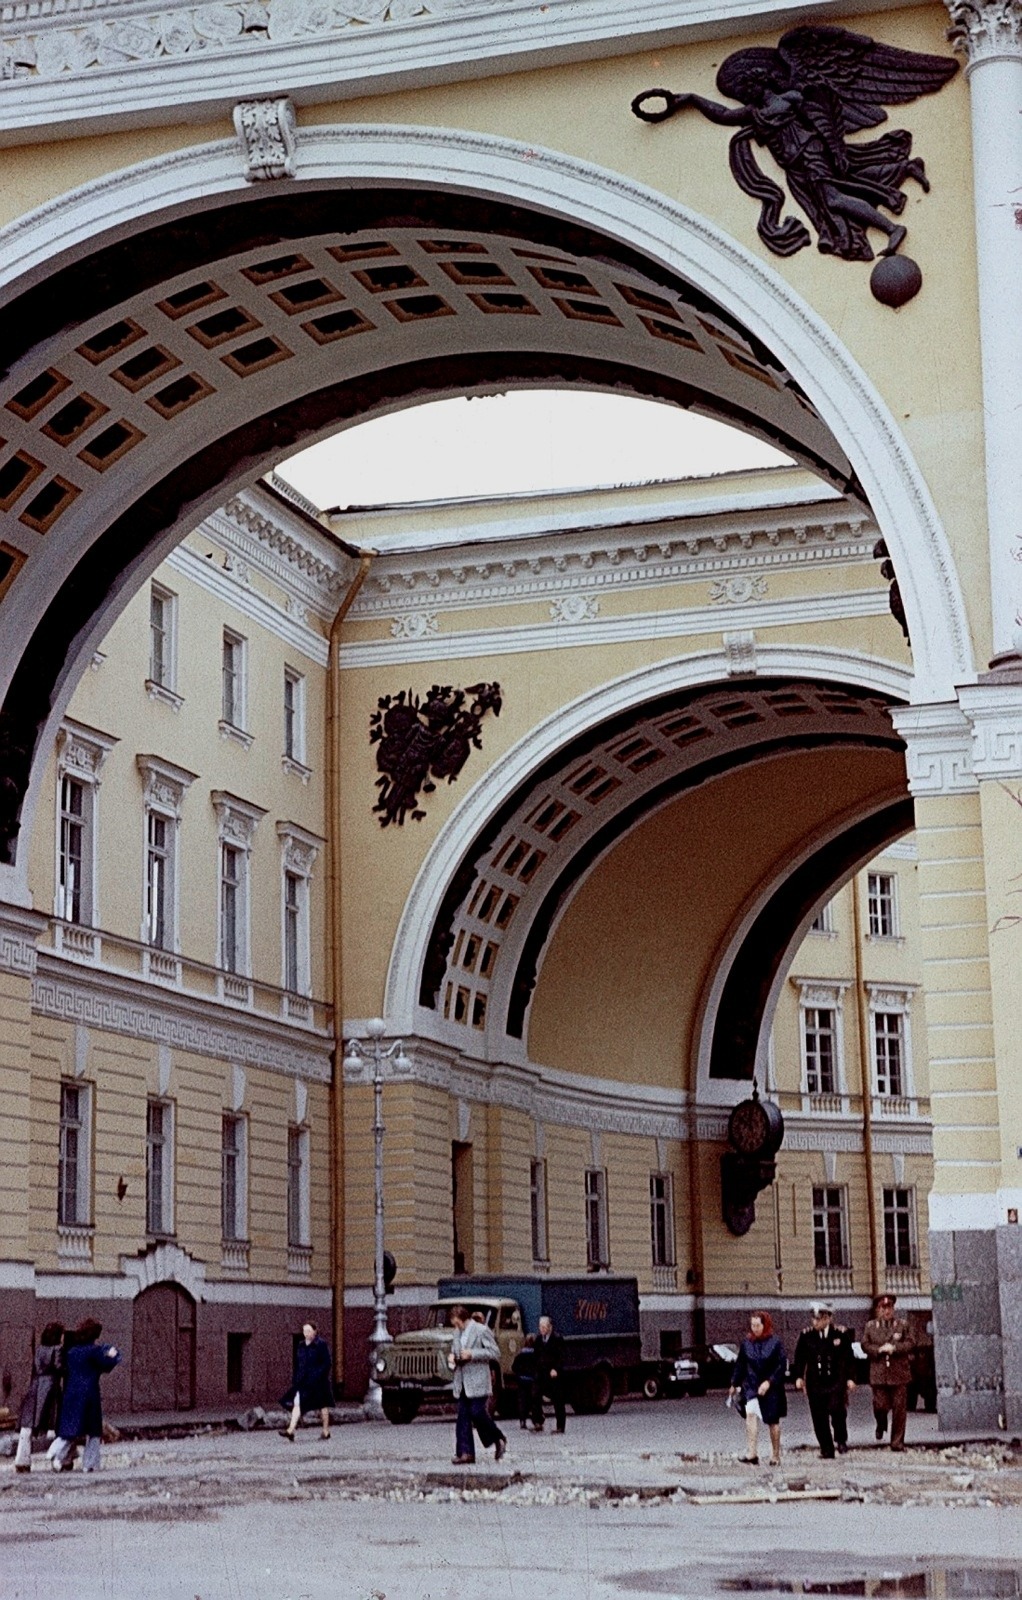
276;819;324;876
217;494;345;609
136;752;198;815
212;790;268;848
57;718;118;784
946;0;1022;66
33;955;333;1079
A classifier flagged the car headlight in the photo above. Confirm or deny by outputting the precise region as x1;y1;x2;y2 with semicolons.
375;1358;387;1372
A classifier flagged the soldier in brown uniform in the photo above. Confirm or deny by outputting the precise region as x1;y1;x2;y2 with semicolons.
861;1292;915;1451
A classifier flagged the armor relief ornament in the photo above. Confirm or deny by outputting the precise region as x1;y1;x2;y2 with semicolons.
370;681;502;827
632;25;959;307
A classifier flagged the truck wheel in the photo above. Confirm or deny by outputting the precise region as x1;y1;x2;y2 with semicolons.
571;1367;614;1414
381;1389;421;1424
642;1374;661;1401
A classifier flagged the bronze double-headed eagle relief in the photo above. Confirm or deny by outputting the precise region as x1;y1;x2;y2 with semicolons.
632;26;958;306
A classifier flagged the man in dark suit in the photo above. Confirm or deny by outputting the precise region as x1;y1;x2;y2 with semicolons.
531;1315;567;1433
792;1301;855;1458
862;1292;915;1451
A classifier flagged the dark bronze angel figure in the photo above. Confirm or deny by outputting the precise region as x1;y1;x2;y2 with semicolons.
370;681;502;827
632;26;957;267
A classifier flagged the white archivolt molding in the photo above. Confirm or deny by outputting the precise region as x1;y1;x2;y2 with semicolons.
0;128;971;905
384;643;914;1029
0;125;971;664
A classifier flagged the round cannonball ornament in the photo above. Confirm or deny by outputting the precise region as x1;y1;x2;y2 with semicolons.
870;254;923;309
727;1086;784;1157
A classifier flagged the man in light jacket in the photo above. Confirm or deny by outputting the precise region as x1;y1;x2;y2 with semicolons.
449;1305;508;1465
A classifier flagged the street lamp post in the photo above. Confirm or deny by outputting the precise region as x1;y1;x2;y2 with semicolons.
343;1017;409;1419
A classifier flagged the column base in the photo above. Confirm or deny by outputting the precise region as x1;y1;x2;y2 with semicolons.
930;1225;1022;1433
980;654;1022;682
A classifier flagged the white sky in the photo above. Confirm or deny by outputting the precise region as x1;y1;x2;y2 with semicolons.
273;390;791;510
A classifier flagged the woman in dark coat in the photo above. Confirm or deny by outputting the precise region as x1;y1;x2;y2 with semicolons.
280;1321;334;1441
729;1311;788;1466
49;1319;121;1473
14;1322;64;1472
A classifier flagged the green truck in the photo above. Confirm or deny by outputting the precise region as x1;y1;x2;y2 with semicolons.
375;1273;645;1424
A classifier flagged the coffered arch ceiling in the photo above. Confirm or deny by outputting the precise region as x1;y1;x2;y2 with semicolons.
415;676;910;1081
0;186;861;870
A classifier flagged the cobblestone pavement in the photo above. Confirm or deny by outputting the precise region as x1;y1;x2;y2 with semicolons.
4;1393;1022;1600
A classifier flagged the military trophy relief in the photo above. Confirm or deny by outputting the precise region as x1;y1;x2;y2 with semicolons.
370;681;502;827
632;26;959;308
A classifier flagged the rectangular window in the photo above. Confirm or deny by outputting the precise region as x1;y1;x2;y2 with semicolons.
868;872;898;938
221;629;245;729
145;810;172;949
530;1157;549;1263
287;1124;310;1247
812;1185;849;1270
810;900;834;934
57;775;87;924
221;1114;247;1242
650;1172;675;1267
874;1012;905;1097
226;1331;250;1395
146;1098;173;1236
220;843;244;973
58;1082;90;1226
585;1167;609;1270
283;871;301;993
803;1007;837;1095
283;668;305;762
149;583;176;688
883;1187;917;1268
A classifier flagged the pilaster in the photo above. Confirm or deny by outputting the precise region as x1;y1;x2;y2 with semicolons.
945;0;1022;665
0;901;45;1268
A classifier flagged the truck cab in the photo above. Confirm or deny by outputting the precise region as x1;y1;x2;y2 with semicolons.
374;1297;523;1423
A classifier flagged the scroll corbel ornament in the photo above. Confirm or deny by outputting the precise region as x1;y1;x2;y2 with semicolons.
233;96;298;181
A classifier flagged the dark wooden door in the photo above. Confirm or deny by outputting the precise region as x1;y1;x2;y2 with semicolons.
131;1283;196;1411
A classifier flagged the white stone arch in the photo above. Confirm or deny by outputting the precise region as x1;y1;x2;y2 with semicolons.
0;125;973;904
384;643;915;1032
119;1240;207;1301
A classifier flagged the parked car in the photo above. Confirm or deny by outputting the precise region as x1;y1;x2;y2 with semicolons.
660;1343;739;1397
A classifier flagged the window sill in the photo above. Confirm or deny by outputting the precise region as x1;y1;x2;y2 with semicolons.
218;719;253;750
221;1239;251;1273
57;1224;94;1264
146;678;184;712
865;933;905;945
287;1244;313;1277
281;754;312;783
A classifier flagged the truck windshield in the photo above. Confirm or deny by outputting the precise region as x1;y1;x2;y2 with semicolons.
427;1305;497;1328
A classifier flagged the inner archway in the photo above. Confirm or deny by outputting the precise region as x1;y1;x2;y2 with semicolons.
0;127;973;903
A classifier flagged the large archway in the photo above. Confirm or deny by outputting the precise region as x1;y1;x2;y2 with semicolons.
0;127;972;906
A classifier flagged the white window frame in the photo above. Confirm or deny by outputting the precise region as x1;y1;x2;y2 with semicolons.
794;980;849;1109
584;1167;610;1271
812;1184;850;1270
221;1112;248;1244
54;721;116;927
276;822;322;999
136;755;196;954
283;666;307;766
867;871;900;939
212;792;267;980
146;1096;175;1238
867;985;916;1108
287;1123;311;1248
220;628;250;744
146;583;182;708
649;1171;676;1269
530;1157;549;1265
883;1185;918;1269
809;898;835;935
58;1079;92;1227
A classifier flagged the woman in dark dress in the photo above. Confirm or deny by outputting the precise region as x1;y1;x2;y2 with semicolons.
49;1318;122;1473
729;1311;788;1466
280;1321;334;1441
14;1322;64;1472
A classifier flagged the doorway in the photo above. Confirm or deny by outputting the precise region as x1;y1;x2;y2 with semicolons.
131;1282;196;1411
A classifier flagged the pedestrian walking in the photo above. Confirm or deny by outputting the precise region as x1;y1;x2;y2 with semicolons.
531;1315;567;1434
729;1311;787;1467
862;1292;914;1451
449;1305;507;1465
792;1302;855;1458
280;1321;334;1441
48;1319;121;1473
511;1334;536;1429
14;1322;64;1473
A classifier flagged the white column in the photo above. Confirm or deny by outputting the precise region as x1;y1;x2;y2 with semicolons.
946;0;1022;665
